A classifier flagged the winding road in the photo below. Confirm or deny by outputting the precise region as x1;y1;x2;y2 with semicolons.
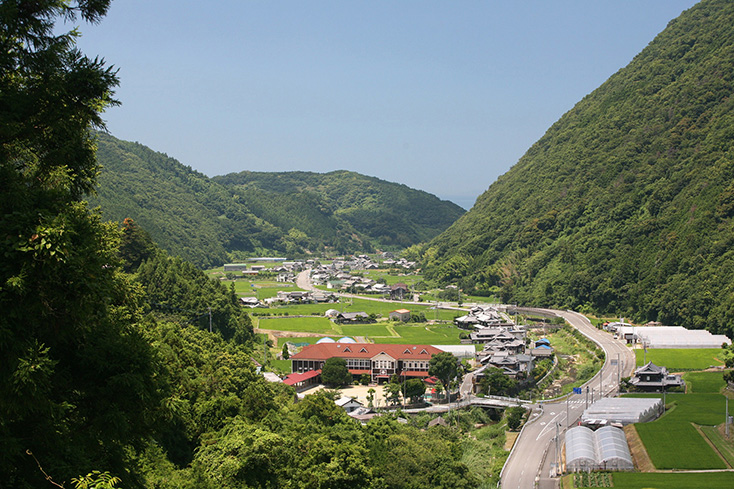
500;309;635;489
296;270;635;488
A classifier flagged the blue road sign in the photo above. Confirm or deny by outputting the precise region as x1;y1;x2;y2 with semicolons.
573;387;582;394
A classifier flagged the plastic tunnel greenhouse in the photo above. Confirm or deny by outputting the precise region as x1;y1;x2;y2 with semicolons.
565;426;633;472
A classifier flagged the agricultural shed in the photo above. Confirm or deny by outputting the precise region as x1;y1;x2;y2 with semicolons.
615;326;730;348
565;426;633;472
433;344;476;359
581;397;662;426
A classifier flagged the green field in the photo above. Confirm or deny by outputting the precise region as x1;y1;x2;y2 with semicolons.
339;324;394;339
683;371;726;393
574;472;734;489
631;392;731;469
635;348;726;370
256;316;337;335
374;324;464;345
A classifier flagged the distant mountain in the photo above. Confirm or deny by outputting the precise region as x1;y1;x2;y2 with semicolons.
422;0;734;337
213;170;464;247
92;133;464;267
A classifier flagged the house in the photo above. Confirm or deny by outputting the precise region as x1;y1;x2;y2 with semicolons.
390;283;409;300
629;362;685;391
531;338;554;357
335;311;371;324
389;309;411;322
335;396;364;414
239;296;261;308
290;343;444;384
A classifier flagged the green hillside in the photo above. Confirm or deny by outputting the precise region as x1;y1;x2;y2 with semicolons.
422;0;734;338
93;133;464;267
214;170;465;247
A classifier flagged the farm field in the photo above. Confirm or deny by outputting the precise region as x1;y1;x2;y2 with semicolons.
375;324;464;345
683;371;726;393
630;389;732;469
571;472;734;489
635;348;726;371
256;316;337;335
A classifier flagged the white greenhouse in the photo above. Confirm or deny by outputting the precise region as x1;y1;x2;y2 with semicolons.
581;397;662;425
565;426;634;472
616;325;730;349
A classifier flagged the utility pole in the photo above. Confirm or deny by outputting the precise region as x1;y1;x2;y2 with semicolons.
599;364;603;398
566;394;570;428
726;397;730;437
726;397;730;438
586;385;589;409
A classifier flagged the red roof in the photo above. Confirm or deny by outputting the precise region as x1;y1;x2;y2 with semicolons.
283;369;321;386
401;371;431;377
291;343;443;361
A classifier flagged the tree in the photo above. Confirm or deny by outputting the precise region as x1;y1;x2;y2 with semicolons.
0;2;163;486
384;382;402;406
366;387;376;408
507;406;526;431
479;367;518;397
402;378;426;404
429;352;459;402
320;357;352;387
281;343;290;360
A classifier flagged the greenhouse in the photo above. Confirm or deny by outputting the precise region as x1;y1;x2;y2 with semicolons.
615;325;731;348
565;426;633;472
581;397;662;425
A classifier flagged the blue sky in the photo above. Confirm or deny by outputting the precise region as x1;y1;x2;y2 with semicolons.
71;1;698;210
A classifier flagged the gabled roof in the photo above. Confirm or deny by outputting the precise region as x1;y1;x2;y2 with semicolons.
291;343;443;361
635;362;665;374
283;369;321;386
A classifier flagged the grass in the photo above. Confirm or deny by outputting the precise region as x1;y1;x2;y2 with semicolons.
684;371;726;393
339;324;394;338
700;424;734;467
374;324;464;345
630;392;732;469
635;348;726;371
256;316;338;335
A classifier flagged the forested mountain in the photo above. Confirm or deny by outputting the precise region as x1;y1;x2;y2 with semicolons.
213;169;465;248
423;0;734;337
93;133;464;267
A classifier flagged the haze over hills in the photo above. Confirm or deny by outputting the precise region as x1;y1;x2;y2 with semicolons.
92;132;464;267
422;0;734;337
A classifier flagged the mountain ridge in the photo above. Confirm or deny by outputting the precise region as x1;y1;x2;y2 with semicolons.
92;132;464;267
422;0;734;337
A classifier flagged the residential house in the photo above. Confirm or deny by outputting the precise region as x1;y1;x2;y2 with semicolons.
335;396;364;414
629;362;685;391
389;309;411;322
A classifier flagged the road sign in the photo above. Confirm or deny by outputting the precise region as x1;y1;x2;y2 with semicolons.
573;387;582;394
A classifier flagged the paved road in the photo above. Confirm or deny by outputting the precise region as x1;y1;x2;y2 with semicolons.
500;308;635;489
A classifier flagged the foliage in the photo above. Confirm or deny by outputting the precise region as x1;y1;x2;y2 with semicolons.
321;357;353;387
403;378;427;403
506;407;526;431
0;2;164;486
92;133;465;266
421;0;734;338
72;471;121;489
136;252;254;344
429;352;459;398
479;368;519;397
